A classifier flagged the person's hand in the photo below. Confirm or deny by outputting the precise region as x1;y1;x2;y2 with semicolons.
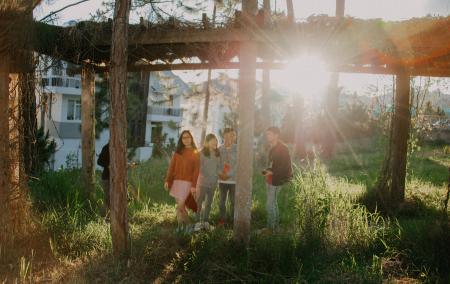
218;173;228;181
191;187;197;197
164;182;169;191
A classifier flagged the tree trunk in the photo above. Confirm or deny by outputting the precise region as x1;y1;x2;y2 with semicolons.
200;4;217;146
390;70;411;206
109;0;131;258
0;65;31;247
200;68;212;146
336;0;345;17
294;96;305;158
322;73;339;158
0;61;10;246
322;0;345;158
234;0;257;244
261;69;271;128
81;64;96;198
19;70;37;177
286;0;294;24
139;71;150;147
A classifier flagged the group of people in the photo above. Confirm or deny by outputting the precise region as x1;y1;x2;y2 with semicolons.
97;126;293;234
164;126;292;233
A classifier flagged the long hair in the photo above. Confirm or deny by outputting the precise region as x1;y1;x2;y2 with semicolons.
176;130;197;154
202;133;220;157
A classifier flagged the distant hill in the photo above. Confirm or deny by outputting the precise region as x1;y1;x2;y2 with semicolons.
340;89;450;116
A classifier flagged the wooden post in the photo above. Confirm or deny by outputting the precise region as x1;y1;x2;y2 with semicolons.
0;61;10;244
109;0;131;258
390;70;411;206
81;64;96;198
261;0;272;129
234;0;257;244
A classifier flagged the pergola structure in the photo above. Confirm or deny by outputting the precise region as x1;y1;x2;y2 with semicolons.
1;0;450;253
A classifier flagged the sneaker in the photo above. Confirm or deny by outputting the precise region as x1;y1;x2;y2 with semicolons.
175;226;184;234
194;222;203;232
184;224;194;234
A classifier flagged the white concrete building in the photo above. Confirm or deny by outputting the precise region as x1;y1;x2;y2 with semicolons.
181;74;288;144
37;60;188;170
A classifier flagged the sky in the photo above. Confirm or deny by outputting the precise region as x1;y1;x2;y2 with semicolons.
35;0;450;25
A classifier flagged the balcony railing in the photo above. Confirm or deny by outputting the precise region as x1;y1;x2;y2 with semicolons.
148;107;182;117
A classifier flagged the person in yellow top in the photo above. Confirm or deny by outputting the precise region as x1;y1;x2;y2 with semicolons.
165;130;200;232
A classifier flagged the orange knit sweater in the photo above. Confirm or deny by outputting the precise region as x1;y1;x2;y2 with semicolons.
165;148;200;188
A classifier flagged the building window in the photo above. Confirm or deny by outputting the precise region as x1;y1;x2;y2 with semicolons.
67;99;81;120
41;78;49;87
64;78;80;88
168;95;174;107
52;66;63;76
151;122;163;144
51;77;63;87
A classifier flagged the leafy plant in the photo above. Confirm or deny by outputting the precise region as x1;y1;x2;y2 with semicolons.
34;127;57;174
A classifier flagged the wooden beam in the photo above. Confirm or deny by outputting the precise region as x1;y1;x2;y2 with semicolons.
109;0;131;258
98;29;249;46
81;64;96;199
80;62;450;77
234;0;258;244
390;69;411;206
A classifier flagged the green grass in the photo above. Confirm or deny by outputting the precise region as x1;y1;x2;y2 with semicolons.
26;142;450;283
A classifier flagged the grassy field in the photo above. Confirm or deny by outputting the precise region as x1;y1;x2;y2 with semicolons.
7;140;449;283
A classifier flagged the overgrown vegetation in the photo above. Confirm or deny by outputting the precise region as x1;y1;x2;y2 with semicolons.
20;140;450;282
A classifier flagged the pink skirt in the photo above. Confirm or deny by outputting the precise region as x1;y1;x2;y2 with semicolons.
170;180;192;202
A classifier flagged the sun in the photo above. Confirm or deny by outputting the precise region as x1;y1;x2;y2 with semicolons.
272;55;330;96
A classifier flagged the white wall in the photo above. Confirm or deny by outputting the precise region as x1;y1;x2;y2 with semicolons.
52;129;110;170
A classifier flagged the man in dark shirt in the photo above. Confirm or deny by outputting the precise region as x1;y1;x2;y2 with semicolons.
263;127;292;230
97;143;110;213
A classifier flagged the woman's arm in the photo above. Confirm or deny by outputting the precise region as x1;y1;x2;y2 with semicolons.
191;152;201;188
165;154;177;189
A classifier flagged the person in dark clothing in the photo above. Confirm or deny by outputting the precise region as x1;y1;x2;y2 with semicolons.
263;127;292;230
97;143;110;213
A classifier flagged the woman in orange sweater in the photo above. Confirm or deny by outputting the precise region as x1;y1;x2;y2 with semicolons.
164;130;200;232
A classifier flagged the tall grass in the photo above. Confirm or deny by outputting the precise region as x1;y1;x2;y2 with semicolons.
29;169;110;259
26;143;450;282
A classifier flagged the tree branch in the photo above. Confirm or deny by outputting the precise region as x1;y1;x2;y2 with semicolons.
39;0;91;22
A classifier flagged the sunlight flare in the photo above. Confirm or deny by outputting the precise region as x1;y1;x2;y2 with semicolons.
273;55;330;96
